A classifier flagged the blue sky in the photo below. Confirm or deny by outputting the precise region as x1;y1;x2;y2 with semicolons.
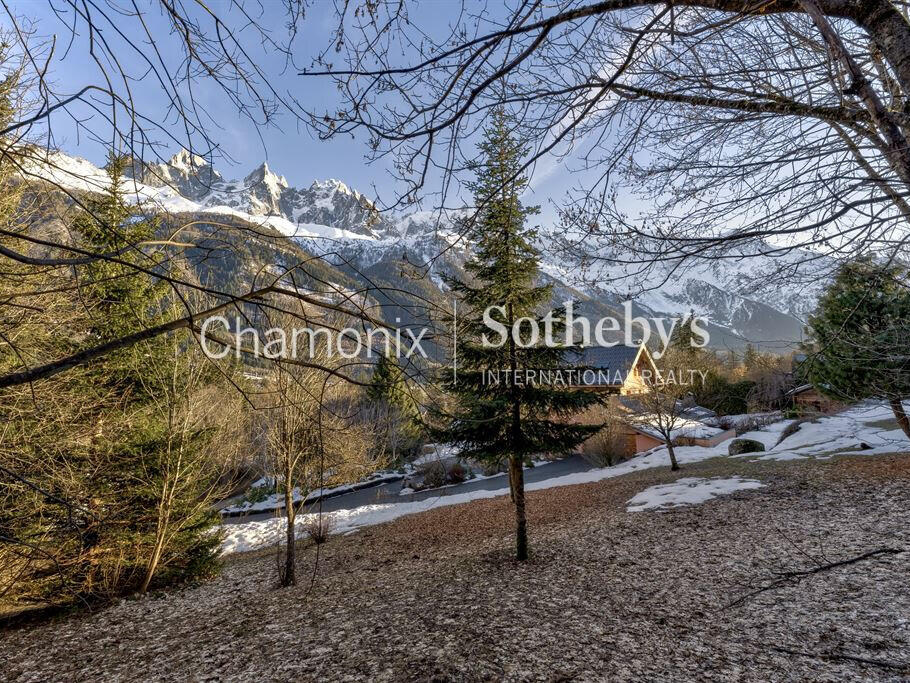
17;0;580;225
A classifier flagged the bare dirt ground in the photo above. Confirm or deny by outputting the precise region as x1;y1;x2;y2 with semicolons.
2;453;909;682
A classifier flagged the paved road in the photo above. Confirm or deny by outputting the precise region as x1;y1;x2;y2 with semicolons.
222;454;594;525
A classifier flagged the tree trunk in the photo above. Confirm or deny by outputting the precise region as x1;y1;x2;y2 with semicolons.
853;0;910;97
890;398;910;439
667;441;680;471
505;299;527;559
283;485;296;586
141;522;167;594
509;453;529;561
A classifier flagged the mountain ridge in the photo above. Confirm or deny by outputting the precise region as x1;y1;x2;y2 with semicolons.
24;147;828;351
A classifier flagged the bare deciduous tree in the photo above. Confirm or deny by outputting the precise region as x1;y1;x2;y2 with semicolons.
302;1;910;288
624;347;715;470
261;309;375;587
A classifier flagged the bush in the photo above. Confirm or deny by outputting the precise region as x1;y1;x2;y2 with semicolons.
579;400;628;467
730;413;780;436
478;459;506;476
581;436;619;467
728;438;766;455
695;372;756;415
241;480;275;505
446;461;468;484
419;460;447;489
303;515;333;544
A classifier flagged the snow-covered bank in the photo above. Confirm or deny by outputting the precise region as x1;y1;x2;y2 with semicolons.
221;401;910;554
221;472;404;516
626;477;764;512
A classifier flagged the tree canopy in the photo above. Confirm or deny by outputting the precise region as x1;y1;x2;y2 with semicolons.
804;256;910;436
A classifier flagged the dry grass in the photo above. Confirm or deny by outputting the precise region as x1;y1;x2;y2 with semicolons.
302;515;333;544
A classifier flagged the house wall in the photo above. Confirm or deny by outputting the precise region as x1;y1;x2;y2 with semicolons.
620;356;649;395
793;390;844;415
634;432;663;453
569;406;641;460
620;350;661;395
675;429;736;448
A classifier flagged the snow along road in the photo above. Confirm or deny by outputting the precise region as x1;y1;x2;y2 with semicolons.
221;401;910;554
221;454;594;524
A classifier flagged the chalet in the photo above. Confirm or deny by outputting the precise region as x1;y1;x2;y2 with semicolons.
609;397;734;457
566;344;735;458
787;384;844;415
621;412;735;455
566;344;660;394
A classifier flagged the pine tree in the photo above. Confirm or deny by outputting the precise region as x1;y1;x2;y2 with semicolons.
75;154;167;364
804;257;910;437
437;109;602;561
367;351;414;409
667;310;700;360
367;352;421;460
72;156;222;594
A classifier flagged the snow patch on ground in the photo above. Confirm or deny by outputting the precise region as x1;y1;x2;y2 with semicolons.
411;444;459;466
626;477;764;512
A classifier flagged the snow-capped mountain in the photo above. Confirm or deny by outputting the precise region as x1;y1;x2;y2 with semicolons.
25;148;830;350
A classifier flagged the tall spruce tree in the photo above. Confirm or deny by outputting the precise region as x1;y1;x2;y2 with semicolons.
804;257;910;437
439;110;602;560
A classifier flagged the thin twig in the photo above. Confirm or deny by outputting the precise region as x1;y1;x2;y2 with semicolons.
727;547;903;608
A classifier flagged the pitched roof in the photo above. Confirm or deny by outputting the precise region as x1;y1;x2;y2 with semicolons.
629;418;725;442
786;383;814;396
680;404;717;421
566;344;644;386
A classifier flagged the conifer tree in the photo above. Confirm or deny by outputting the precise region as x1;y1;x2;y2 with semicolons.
667;310;701;361
75;156;163;335
72;156;222;593
367;352;421;460
804;257;910;437
367;352;416;413
438;109;601;561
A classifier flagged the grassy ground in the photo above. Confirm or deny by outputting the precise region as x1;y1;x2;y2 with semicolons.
2;451;909;681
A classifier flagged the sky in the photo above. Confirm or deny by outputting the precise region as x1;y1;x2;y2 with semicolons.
14;0;583;226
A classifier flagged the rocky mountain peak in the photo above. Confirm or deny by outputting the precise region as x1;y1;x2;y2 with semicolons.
168;149;211;173
244;162;288;190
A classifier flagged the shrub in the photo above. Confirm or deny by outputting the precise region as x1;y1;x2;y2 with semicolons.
728;438;766;455
303;515;333;544
579;399;628;467
735;414;779;435
478;459;505;477
241;479;275;505
419;460;447;489
446;461;468;484
695;372;755;415
581;436;618;467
